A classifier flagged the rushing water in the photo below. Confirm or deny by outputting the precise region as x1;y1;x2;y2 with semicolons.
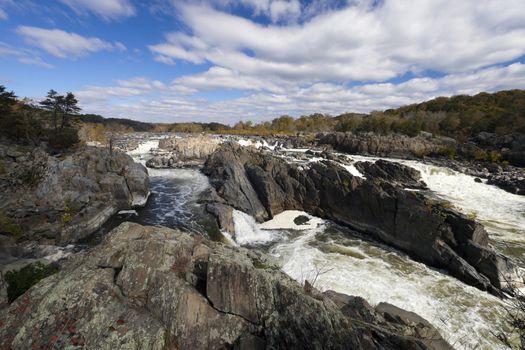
123;138;524;349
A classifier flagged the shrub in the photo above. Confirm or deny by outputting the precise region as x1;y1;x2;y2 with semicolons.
474;150;488;161
48;128;79;150
488;151;502;163
5;262;58;302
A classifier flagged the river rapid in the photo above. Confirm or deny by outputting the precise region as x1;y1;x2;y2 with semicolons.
125;137;525;350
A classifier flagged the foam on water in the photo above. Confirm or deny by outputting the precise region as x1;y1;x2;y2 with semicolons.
269;225;507;350
341;154;525;246
233;210;284;245
403;161;525;240
127;139;160;155
231;207;507;348
341;163;366;178
237;139;279;150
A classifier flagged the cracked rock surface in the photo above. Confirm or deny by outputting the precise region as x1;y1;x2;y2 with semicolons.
0;222;452;350
0;145;149;244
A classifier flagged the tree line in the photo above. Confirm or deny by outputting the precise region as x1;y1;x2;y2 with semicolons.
2;85;523;147
90;89;523;141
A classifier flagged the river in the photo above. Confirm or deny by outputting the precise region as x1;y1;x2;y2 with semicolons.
125;138;525;350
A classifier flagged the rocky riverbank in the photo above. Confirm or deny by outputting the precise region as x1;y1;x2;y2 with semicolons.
315;131;524;195
0;143;150;307
201;142;523;295
0;144;149;244
0;222;452;350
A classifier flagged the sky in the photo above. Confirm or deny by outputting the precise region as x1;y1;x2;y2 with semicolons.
0;0;524;124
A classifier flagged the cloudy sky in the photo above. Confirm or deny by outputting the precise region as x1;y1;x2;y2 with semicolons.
1;0;524;124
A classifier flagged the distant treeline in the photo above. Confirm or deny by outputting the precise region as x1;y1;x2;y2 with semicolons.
80;89;525;141
2;86;524;148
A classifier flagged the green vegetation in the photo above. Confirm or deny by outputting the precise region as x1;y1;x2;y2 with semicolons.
5;262;59;302
0;85;82;150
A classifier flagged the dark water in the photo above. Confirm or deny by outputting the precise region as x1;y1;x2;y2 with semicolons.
84;167;215;245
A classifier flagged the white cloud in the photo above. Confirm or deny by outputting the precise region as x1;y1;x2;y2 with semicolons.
0;8;7;20
171;66;286;93
16;26;123;58
269;0;300;22
150;1;525;86
59;0;135;20
0;41;54;68
75;63;525;124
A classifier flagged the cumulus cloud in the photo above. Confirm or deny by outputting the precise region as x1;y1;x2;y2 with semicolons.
59;0;135;20
150;0;525;86
75;63;525;124
16;26;125;58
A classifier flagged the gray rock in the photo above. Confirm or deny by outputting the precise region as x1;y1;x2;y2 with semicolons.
202;143;523;294
0;146;149;244
0;222;452;350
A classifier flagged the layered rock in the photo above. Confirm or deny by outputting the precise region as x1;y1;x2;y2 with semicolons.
146;135;219;168
317;132;457;158
202;143;522;294
0;145;149;244
0;222;452;350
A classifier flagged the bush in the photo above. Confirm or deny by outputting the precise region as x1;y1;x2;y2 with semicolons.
474;150;488;161
5;262;58;302
488;151;502;163
48;128;79;150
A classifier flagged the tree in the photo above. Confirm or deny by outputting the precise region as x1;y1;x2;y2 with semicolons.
61;92;81;129
0;86;19;140
39;89;63;132
0;85;17;116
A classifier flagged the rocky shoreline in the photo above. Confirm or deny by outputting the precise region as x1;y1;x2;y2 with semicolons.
1;133;522;349
0;222;452;350
201;142;523;295
0;143;149;307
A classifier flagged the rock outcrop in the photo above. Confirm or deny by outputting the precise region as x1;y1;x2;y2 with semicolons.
317;132;457;158
146;135;219;168
202;143;522;294
0;145;149;244
0;222;452;350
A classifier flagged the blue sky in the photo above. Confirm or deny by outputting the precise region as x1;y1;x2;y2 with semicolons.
0;0;524;124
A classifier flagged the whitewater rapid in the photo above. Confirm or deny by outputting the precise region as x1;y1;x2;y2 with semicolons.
125;138;523;349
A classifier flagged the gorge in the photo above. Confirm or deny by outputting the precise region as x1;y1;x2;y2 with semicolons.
0;133;524;350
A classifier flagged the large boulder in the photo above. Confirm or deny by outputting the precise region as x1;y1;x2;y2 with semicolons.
0;146;150;244
202;143;522;294
147;135;219;168
0;222;451;350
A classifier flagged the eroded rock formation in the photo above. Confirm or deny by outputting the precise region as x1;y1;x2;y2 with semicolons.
0;222;452;350
202;143;522;294
0;145;149;244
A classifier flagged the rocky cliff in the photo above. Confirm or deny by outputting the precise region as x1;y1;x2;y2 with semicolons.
202;143;522;294
0;222;452;350
0;145;149;245
317;132;457;158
